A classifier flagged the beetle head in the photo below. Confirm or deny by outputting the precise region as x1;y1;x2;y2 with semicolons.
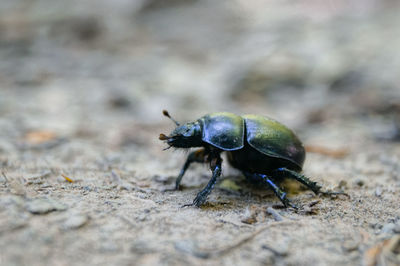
160;110;202;149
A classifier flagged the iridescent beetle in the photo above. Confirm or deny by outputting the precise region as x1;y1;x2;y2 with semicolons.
160;110;346;208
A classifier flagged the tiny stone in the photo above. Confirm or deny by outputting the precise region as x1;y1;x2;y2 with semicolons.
338;180;348;189
138;214;147;221
375;187;382;197
381;223;396;234
393;224;400;234
369;220;382;229
342;240;359;252
63;214;88;229
26;197;67;214
354;178;365;187
131;241;153;254
241;216;257;224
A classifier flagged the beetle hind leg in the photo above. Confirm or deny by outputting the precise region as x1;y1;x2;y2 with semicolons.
243;172;298;209
273;168;349;198
273;168;322;194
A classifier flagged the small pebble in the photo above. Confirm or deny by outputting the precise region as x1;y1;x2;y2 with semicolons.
342;240;359;252
381;223;396;234
375;187;382;197
394;224;400;234
354;178;365;187
241;206;257;224
26;197;67;214
63;214;88;229
130;241;153;254
338;180;348;189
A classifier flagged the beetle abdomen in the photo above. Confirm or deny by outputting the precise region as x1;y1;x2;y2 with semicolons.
200;112;244;151
242;114;305;169
227;144;301;174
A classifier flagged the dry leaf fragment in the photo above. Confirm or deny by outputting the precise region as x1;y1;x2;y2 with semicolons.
62;174;74;183
25;131;57;144
305;145;350;158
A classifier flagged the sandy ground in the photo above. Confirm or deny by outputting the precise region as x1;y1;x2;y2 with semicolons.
1;1;400;265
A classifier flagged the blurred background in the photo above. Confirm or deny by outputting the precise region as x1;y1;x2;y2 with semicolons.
1;1;400;265
1;0;400;145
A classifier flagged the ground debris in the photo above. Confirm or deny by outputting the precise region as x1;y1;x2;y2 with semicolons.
305;145;350;158
261;243;289;256
299;200;321;215
266;207;284;221
62;214;89;230
61;174;75;183
241;205;267;224
364;235;400;266
110;170;134;191
26;197;67;214
25;170;51;184
18;130;66;150
175;223;297;259
341;240;360;252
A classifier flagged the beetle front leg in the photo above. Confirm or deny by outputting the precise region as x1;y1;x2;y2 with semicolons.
184;156;222;207
175;149;207;190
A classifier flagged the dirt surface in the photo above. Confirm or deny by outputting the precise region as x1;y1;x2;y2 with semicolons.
1;1;400;265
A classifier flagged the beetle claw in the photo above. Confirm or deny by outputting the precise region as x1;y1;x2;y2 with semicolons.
284;199;299;210
180;203;196;208
192;196;205;207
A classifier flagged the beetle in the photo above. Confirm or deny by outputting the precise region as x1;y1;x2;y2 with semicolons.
159;110;346;208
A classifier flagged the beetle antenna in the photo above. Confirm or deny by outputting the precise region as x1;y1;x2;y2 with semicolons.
162;110;180;126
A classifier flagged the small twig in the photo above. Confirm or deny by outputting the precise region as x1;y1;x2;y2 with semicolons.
266;207;284;221
218;219;253;228
261;244;288;256
36;170;51;179
308;199;321;207
181;221;299;259
1;171;9;183
211;226;269;257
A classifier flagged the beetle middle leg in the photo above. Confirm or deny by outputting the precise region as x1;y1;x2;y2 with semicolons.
174;148;207;190
243;172;298;209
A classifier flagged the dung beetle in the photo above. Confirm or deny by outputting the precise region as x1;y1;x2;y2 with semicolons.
159;110;347;208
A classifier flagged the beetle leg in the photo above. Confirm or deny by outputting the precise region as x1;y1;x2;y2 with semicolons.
273;168;322;194
175;149;207;190
184;156;222;207
273;168;349;198
243;172;298;209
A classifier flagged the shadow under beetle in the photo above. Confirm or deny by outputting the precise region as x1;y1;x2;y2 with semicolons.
159;110;347;209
